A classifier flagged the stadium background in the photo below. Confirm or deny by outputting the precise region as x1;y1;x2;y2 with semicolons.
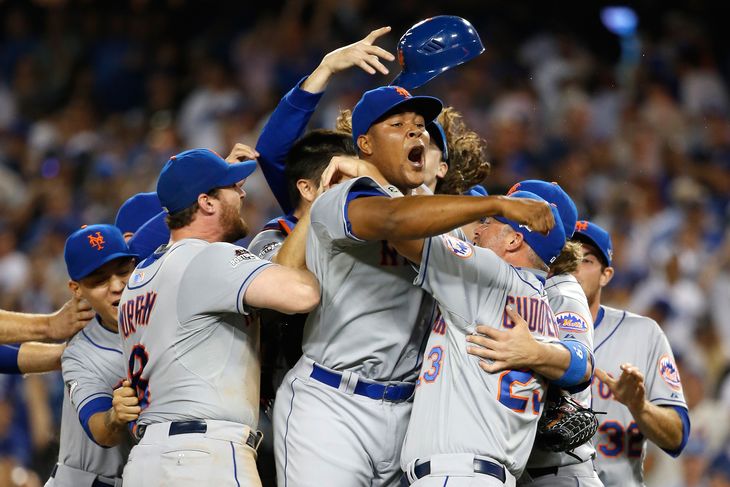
0;0;728;485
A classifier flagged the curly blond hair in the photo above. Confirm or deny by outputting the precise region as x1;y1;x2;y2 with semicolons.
335;107;490;195
549;240;584;276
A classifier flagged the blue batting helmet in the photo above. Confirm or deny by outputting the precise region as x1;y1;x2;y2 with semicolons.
391;16;485;90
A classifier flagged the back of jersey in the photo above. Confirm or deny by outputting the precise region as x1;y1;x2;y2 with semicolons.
119;239;272;427
304;176;434;382
401;235;561;478
591;306;687;487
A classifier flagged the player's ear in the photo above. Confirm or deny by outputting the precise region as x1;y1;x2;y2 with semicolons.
296;178;317;203
357;134;373;156
437;161;448;178
505;230;523;251
599;266;614;287
68;280;82;298
197;193;216;215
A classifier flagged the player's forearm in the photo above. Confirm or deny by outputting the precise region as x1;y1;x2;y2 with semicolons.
17;342;64;373
629;401;683;450
0;311;52;343
301;65;334;93
351;195;511;242
273;211;310;270
89;410;128;447
532;342;592;384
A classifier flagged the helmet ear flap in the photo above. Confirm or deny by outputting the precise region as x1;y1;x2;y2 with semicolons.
390;16;485;90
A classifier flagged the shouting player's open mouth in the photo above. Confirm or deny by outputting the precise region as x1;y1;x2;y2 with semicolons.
407;144;425;169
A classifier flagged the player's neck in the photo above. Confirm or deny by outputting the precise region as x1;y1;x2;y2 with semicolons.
98;315;119;333
589;294;602;323
170;222;223;244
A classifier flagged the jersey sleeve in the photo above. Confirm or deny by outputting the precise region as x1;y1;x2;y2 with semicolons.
644;322;687;409
256;77;324;213
248;228;286;262
415;234;508;324
61;342;116;445
547;277;594;351
309;176;389;247
178;242;274;317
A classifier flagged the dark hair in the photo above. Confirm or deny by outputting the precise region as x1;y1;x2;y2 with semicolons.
166;187;223;229
284;129;356;208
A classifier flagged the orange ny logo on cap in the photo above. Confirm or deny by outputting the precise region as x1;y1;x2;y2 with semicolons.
87;231;105;251
575;221;589;232
507;182;521;195
394;86;411;98
397;48;405;68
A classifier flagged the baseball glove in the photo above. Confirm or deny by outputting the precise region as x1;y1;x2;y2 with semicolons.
535;389;599;452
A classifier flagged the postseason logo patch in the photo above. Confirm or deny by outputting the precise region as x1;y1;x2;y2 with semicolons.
555;312;588;333
441;235;473;258
65;380;79;406
131;271;145;285
658;354;682;391
230;248;256;268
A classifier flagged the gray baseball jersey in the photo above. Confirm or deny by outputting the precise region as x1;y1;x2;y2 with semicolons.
400;234;561;478
59;316;130;479
248;222;288;262
305;176;434;382
526;273;596;468
591;305;687;487
118;238;273;427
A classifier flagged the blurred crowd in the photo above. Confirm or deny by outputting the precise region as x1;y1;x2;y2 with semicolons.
0;1;728;485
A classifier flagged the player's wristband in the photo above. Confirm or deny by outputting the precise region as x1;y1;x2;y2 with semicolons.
553;340;590;387
0;345;21;374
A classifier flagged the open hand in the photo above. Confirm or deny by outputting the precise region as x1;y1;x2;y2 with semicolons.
48;296;94;340
320;26;395;76
595;364;646;413
225;143;259;163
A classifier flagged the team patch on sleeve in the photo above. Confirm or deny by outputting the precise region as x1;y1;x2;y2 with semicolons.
258;242;282;259
440;235;473;258
658;354;682;391
555;312;588;333
230;248;256;268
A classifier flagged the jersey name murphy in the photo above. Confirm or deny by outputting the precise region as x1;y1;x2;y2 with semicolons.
119;291;158;338
503;295;560;337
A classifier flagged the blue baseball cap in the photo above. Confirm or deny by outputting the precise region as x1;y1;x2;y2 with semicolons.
114;192;163;235
128;211;170;261
351;86;443;145
573;220;613;266
494;191;566;266
427;120;449;163
156;148;257;214
64;224;138;281
508;180;578;238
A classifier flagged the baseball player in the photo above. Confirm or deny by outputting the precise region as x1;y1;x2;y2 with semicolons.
0;296;93;344
118;148;320;487
114;192;163;242
389;190;591;486
272;84;555;487
572;220;690;486
48;223;142;487
503;181;602;486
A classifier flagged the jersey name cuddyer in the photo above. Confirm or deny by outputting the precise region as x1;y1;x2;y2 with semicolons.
119;238;272;428
401;235;560;478
591;305;688;487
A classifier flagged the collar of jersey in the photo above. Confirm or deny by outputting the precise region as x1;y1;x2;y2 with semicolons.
593;305;606;329
516;267;547;285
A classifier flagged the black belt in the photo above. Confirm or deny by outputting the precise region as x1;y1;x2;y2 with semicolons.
310;363;415;402
526;466;559;478
50;464;116;487
135;420;263;451
401;458;506;485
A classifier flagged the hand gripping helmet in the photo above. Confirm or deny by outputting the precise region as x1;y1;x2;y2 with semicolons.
391;15;485;90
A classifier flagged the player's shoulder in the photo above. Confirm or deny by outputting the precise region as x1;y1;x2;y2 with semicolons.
314;176;388;207
63;319;122;364
604;305;663;336
249;228;285;259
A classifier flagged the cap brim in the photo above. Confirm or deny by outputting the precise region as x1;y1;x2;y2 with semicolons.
73;251;140;281
383;96;443;127
572;231;611;266
217;159;257;186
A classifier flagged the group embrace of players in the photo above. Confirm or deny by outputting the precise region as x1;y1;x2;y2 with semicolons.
0;16;689;487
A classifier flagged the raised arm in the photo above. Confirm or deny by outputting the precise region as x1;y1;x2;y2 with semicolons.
350;194;555;245
256;27;395;212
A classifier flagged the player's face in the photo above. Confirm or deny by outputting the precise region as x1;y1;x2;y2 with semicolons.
73;257;136;329
473;217;511;257
365;111;430;191
423;140;448;192
217;182;249;243
572;243;611;304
